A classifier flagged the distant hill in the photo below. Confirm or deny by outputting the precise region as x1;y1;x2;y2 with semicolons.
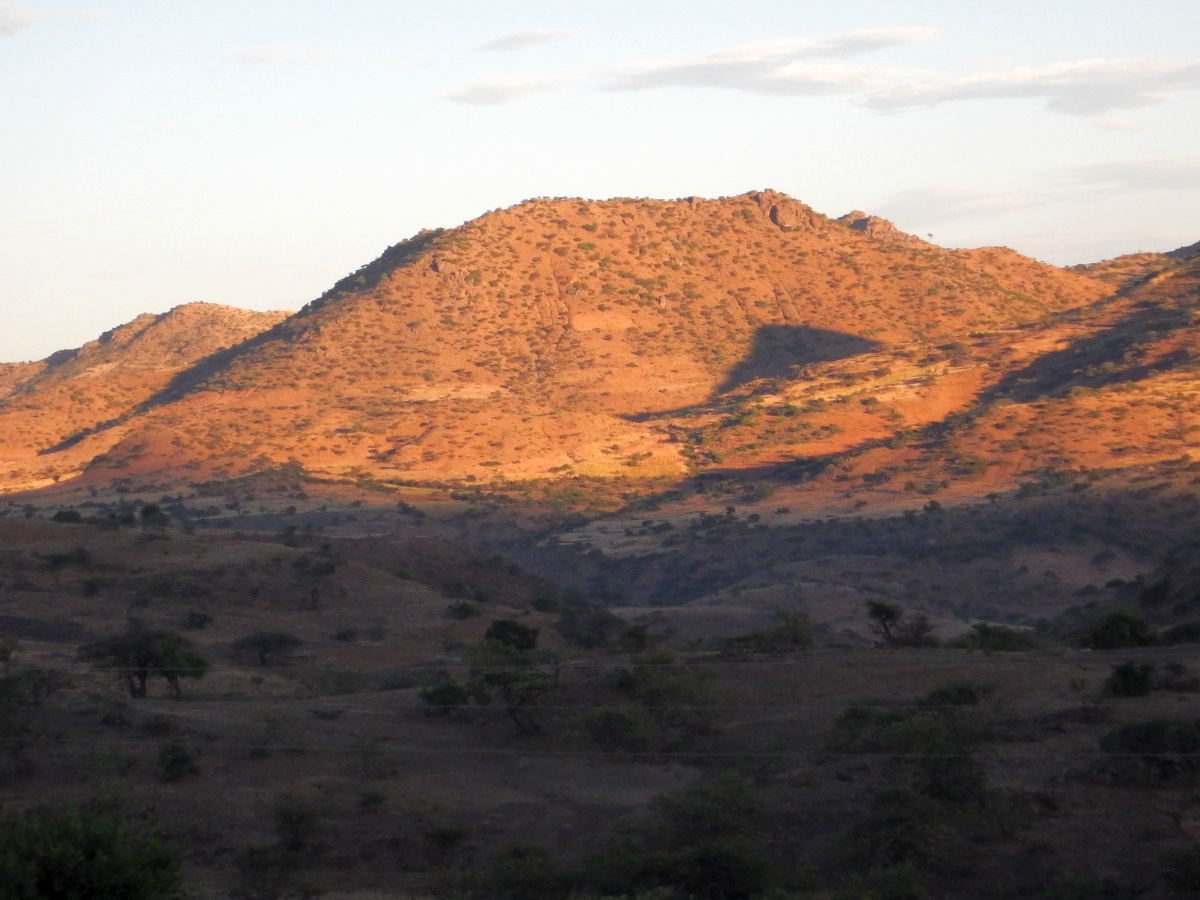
0;303;287;492
21;189;1108;489
1068;238;1200;289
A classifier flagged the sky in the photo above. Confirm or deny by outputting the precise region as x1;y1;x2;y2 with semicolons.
2;0;1199;362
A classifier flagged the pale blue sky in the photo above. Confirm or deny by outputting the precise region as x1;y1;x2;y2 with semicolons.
2;0;1199;361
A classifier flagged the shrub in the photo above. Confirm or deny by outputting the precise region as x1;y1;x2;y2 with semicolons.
1163;621;1200;645
651;773;765;845
1100;719;1200;756
835;863;929;900
828;707;952;755
1163;845;1200;890
920;683;990;709
724;612;813;654
446;601;480;619
556;605;625;648
581;707;653;753
1082;612;1159;649
484;619;539;651
839;789;970;876
157;743;196;782
419;679;470;715
230;845;321;900
1099;718;1200;781
582;775;770;899
606;651;713;738
0;806;183;899
651;841;770;900
483;845;569;900
918;743;988;806
180;610;213;630
272;795;322;853
1104;662;1156;697
232;631;303;667
951;622;1040;651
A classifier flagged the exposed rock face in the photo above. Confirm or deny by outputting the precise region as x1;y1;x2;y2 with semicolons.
836;210;909;242
747;190;821;231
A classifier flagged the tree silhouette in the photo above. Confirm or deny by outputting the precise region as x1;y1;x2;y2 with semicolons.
866;600;905;646
79;623;209;699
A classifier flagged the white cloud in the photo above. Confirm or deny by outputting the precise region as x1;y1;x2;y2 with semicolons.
0;6;106;37
1054;156;1200;192
476;27;583;52
442;77;548;105
235;46;348;66
0;5;42;36
445;27;1200;119
1095;117;1152;133
603;27;933;94
865;58;1200;115
875;159;1200;234
877;186;1042;226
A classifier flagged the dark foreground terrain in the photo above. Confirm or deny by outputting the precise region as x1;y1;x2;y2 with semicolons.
4;484;1200;899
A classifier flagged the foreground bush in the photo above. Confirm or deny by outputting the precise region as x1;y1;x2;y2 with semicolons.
579;773;770;899
0;806;183;900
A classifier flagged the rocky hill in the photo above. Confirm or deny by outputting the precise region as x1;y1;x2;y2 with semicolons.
0;303;287;492
16;190;1109;489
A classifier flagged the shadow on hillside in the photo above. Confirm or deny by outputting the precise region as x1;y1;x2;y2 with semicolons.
625;324;880;422
979;298;1196;406
715;325;880;394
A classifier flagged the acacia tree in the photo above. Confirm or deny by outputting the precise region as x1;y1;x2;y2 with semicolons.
468;619;555;734
79;624;209;699
866;600;905;646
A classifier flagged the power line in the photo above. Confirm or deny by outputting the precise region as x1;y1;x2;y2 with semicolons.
0;733;1185;761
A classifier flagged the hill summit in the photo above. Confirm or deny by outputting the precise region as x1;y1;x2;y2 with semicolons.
2;190;1112;490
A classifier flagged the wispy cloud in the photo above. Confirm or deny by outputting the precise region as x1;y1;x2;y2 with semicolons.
877;186;1042;226
603;27;934;94
876;157;1200;229
0;5;106;37
1095;117;1152;133
866;58;1200;115
0;5;43;36
476;27;583;52
442;77;548;105
235;45;348;66
1054;156;1200;192
445;27;1200;119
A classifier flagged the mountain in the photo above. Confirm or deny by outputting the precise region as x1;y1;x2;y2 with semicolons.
19;189;1109;489
0;303;287;492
